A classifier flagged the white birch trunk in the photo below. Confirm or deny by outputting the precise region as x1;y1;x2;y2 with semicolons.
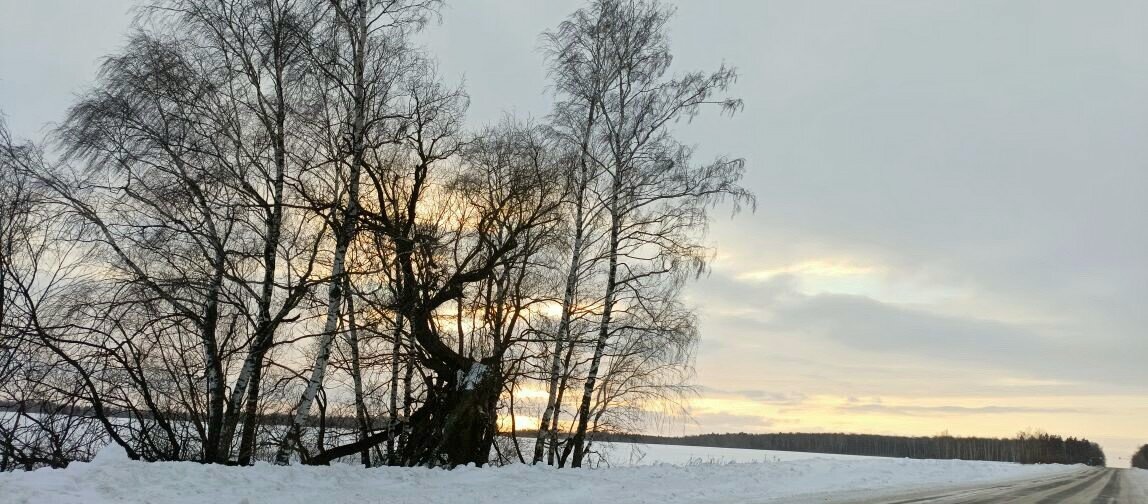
533;201;585;464
274;0;368;465
570;182;620;468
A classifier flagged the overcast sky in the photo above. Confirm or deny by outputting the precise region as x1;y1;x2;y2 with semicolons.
2;0;1145;465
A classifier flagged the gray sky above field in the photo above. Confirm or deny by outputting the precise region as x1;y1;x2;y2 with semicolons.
2;0;1145;464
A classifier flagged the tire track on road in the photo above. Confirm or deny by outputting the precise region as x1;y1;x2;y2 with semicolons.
1032;468;1109;503
1090;470;1123;504
956;469;1100;504
780;466;1135;503
875;469;1095;504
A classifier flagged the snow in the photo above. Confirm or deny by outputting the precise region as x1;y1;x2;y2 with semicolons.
460;362;488;390
88;442;131;467
0;442;1087;504
1126;469;1148;502
582;440;874;466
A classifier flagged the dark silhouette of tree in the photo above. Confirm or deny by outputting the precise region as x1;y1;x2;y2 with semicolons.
1132;444;1148;469
0;0;748;470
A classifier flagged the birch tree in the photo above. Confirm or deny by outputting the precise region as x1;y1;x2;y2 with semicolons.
274;0;440;465
154;0;325;464
532;7;610;464
547;0;753;468
52;35;258;462
1;0;755;471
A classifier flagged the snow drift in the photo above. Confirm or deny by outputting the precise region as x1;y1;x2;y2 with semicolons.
0;442;1088;504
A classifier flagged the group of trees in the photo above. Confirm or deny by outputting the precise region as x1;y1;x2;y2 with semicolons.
1132;445;1148;469
610;431;1107;466
0;0;749;470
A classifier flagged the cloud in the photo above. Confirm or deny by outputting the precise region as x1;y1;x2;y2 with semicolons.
696;386;807;406
765;291;1148;388
737;260;879;282
837;404;1084;417
772;293;1037;357
688;412;777;430
689;269;1148;416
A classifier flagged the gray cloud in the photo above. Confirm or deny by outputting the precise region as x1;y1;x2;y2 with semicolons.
693;273;1148;397
0;1;137;139
687;412;777;430
696;386;807;406
771;290;1148;389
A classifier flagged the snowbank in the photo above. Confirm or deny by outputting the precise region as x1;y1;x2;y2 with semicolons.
0;443;1084;504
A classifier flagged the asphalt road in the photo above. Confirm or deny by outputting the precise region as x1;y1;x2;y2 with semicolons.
795;468;1142;503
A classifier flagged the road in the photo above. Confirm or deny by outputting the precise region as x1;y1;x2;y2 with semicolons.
789;467;1144;503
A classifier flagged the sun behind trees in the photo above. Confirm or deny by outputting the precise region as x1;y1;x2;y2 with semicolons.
0;0;749;469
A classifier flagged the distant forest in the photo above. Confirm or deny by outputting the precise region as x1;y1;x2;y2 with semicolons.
1133;445;1148;469
598;431;1107;466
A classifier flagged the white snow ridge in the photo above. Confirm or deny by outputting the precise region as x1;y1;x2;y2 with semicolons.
88;442;131;467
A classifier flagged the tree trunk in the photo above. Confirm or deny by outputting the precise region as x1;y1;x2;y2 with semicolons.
569;177;620;468
398;360;500;468
273;0;368;466
387;315;404;464
346;286;371;467
235;347;266;465
220;1;294;463
400;344;413;458
201;244;228;464
534;103;595;465
533;208;584;464
273;229;354;465
225;84;288;463
549;340;577;466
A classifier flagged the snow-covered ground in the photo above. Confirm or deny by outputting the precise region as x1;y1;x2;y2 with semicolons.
1127;469;1148;501
0;442;1089;504
572;440;876;466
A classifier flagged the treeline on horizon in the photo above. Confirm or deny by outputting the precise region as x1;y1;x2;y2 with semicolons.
1133;445;1148;469
598;431;1107;466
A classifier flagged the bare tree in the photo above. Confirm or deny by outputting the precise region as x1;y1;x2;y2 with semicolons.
532;9;610;464
1;117;119;470
540;0;752;468
154;0;328;465
1;0;752;472
273;0;440;465
50;33;263;462
350;90;565;466
0;116;34;401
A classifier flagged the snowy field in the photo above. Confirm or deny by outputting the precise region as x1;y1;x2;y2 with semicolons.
0;442;1100;504
564;439;876;466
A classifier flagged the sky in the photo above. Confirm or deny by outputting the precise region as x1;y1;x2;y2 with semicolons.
2;0;1146;466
